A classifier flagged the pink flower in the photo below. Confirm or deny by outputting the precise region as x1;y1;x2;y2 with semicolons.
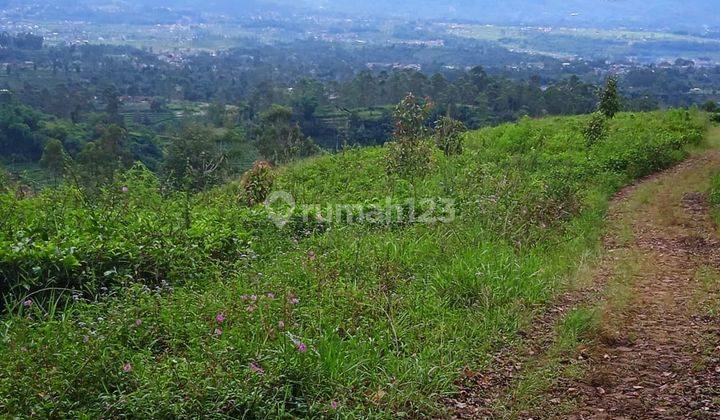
250;295;258;302
135;319;142;327
240;295;249;301
278;320;285;330
308;251;317;261
83;335;90;343
249;362;265;374
214;328;223;336
289;294;300;305
246;305;256;313
121;186;129;193
331;401;339;410
123;363;133;373
297;342;308;353
215;313;226;324
266;292;275;299
22;299;32;308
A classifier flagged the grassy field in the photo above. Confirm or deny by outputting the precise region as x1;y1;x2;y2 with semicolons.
0;110;707;417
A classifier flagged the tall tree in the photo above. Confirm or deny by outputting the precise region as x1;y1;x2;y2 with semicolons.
599;76;621;118
163;124;226;192
254;105;319;164
39;138;68;180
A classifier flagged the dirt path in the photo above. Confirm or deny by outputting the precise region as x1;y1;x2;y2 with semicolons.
449;131;720;419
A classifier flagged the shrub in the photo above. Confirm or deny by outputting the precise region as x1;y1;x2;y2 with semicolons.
387;93;435;177
434;116;466;156
241;160;275;206
599;76;621;118
584;112;608;146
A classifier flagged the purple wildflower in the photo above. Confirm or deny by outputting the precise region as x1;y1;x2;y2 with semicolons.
266;292;275;299
83;335;90;343
290;296;300;305
135;319;142;327
250;294;258;302
123;363;133;373
331;401;339;410
214;328;223;336
246;305;256;313
308;251;317;261
121;186;129;193
22;299;32;308
297;342;308;353
278;320;285;330
215;313;226;324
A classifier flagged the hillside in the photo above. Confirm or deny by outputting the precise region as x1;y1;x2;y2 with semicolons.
0;110;709;416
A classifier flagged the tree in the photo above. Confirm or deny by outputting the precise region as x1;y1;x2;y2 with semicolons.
39;139;68;180
702;100;718;113
599;76;621;118
387;93;435;177
584;112;608;147
77;125;131;186
434;116;466;156
103;85;122;126
254;105;319;164
163;124;226;192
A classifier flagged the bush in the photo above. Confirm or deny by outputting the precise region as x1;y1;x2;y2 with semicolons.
434;116;466;156
387;93;435;177
241;160;275;206
584;112;608;146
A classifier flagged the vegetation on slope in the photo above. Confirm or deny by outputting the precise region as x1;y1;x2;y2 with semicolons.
0;110;707;416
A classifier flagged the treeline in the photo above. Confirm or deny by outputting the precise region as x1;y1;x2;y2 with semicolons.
0;32;43;50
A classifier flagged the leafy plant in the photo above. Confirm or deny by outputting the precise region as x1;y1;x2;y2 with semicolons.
241;160;275;206
387;93;435;177
599;76;621;118
434;116;466;156
584;111;608;146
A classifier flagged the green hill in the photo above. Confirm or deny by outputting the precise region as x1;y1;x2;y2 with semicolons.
0;110;708;417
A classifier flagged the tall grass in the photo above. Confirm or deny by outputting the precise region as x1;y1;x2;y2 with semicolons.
0;110;706;417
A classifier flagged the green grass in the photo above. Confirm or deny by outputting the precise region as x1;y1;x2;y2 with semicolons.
0;110;708;417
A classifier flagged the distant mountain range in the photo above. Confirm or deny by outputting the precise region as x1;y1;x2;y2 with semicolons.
2;0;718;32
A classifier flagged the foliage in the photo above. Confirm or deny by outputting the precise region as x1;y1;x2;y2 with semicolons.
254;105;320;164
76;125;133;188
0;110;707;417
434;116;466;156
387;93;435;177
241;160;275;206
702;100;718;113
599;76;621;118
39;138;69;178
583;111;608;146
162;124;227;192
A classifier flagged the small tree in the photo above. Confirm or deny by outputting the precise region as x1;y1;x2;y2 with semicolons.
599;76;621;118
77;125;132;188
434;116;466;156
254;105;319;164
584;112;608;147
163;124;226;192
387;93;435;176
241;160;275;206
39;138;68;181
702;100;718;113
